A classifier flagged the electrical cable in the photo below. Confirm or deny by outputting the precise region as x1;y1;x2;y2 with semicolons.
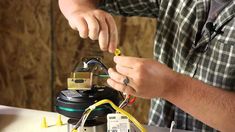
119;94;137;108
118;96;129;108
73;99;146;132
95;99;146;132
80;109;92;130
170;121;175;132
71;49;139;131
72;109;90;130
119;101;129;109
119;92;125;100
86;58;109;74
95;74;110;78
72;111;88;131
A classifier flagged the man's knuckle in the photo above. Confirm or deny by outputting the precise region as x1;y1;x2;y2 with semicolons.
105;13;113;20
116;75;123;82
89;26;98;33
79;27;87;33
94;10;105;17
100;45;107;50
94;10;102;14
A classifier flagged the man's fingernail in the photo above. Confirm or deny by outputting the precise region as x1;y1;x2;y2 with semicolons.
108;68;113;74
100;47;108;51
109;48;114;53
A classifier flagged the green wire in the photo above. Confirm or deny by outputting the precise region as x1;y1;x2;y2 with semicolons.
95;74;110;78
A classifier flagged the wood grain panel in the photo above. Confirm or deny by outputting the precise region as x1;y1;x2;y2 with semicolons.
0;0;52;110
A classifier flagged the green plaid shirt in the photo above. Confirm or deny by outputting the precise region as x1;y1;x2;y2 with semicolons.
100;0;235;131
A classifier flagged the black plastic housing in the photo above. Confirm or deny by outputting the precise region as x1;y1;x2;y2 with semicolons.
55;86;121;120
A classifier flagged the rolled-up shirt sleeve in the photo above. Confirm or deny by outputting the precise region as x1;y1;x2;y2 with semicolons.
99;0;160;17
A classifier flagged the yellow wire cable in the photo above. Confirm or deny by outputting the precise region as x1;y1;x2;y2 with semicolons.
73;49;145;132
89;99;147;132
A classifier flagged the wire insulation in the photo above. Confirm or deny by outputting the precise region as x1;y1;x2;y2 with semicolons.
80;99;146;132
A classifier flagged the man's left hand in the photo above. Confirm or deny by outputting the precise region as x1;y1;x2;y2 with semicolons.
107;56;179;99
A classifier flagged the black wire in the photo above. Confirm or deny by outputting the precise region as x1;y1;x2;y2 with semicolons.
72;58;109;75
119;92;125;100
86;58;109;74
103;105;116;113
71;58;112;130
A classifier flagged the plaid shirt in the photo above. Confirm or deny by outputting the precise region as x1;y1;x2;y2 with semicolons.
99;0;235;131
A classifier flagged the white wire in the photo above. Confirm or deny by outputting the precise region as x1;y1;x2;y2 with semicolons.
119;97;128;108
118;94;129;109
80;115;87;131
170;121;175;132
79;111;91;131
77;114;87;131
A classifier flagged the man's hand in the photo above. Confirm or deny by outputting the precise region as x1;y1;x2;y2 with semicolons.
59;0;118;53
107;56;178;98
108;56;235;131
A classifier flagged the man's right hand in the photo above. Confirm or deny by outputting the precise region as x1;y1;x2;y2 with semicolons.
59;0;118;53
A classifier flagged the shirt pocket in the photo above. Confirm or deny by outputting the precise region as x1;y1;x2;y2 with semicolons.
194;34;235;90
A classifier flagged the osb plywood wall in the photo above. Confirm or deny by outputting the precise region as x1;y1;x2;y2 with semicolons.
0;0;52;110
0;0;156;123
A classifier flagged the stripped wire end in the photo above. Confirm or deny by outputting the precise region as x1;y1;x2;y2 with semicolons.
119;94;137;108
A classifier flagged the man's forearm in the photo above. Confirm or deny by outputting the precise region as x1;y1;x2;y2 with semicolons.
164;73;235;131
